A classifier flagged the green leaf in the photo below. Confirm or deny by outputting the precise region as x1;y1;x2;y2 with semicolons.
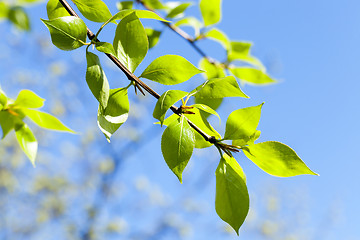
107;9;169;24
155;113;179;126
0;2;9;20
161;115;195;183
233;130;261;147
72;0;112;23
174;17;202;37
117;1;133;10
15;123;37;166
95;42;117;57
0;111;18;139
194;76;248;99
230;67;276;85
243;141;318;177
14;90;45;109
185;108;221;148
97;88;129;142
142;0;166;10
205;28;230;50
86;52;110;109
113;12;148;73
166;3;192;19
41;16;87;51
224;103;263;141
153;90;187;125
140;55;203;85
18;0;44;4
145;28;161;49
194;97;223;118
0;88;7;108
8;6;30;31
23;109;75;133
215;154;249;235
199;58;225;80
227;42;266;71
46;0;71;20
192;103;220;124
199;0;221;27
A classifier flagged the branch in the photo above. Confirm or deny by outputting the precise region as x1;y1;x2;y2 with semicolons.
58;0;217;144
138;0;217;64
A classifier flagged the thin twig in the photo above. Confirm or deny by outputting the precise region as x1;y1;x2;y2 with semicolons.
58;0;216;144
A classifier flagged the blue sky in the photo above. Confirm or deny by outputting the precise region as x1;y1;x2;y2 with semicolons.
1;0;359;239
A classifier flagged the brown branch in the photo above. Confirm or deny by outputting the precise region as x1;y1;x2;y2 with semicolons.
58;0;216;144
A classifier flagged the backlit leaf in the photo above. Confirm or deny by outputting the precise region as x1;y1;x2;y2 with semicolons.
47;0;70;19
117;1;133;10
97;88;129;142
233;130;261;147
107;9;169;24
23;109;75;133
199;0;221;26
174;17;202;37
8;6;30;31
230;67;276;85
166;3;192;19
192;103;220;124
86;52;110;109
199;58;225;80
224;103;263;141
153;90;187;125
142;0;166;10
41;16;87;51
194;76;248;99
0;2;9;20
205;28;230;50
215;154;249;235
14;90;45;109
243;141;318;177
95;42;117;57
161;115;195;183
113;12;148;72
15;123;37;166
145;28;161;49
140;55;203;85
72;0;112;22
0;111;17;139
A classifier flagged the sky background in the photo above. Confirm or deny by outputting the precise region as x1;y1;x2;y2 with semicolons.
1;0;359;239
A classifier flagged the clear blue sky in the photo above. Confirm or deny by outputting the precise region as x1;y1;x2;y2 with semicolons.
1;0;359;239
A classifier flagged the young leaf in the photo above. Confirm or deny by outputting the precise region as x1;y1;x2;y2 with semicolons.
215;154;249;235
194;97;223;118
142;0;166;10
192;103;221;124
108;10;169;24
14;90;45;109
15;123;37;166
0;2;9;20
230;67;276;85
8;6;30;31
185;108;221;148
161;115;195;183
95;42;117;57
227;42;266;71
86;52;110;109
199;58;225;80
243;141;318;177
233;130;261;147
47;0;71;20
194;76;248;99
113;12;148;73
199;0;222;27
41;16;87;51
223;103;263;141
155;114;180;126
153;90;187;125
23;109;75;133
166;3;192;19
205;28;230;50
97;88;129;142
0;111;17;139
0;88;8;108
174;17;202;37
140;55;203;85
145;28;161;49
117;1;133;10
72;0;112;23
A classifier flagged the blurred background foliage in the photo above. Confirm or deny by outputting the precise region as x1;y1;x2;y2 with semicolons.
0;0;342;239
